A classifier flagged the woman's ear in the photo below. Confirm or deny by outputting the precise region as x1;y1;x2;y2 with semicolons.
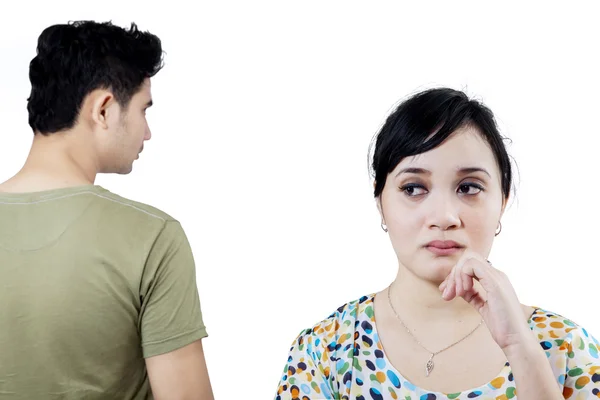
374;180;384;213
376;198;384;223
500;195;508;218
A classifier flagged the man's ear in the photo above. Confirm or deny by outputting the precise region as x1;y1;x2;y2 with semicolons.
85;90;116;130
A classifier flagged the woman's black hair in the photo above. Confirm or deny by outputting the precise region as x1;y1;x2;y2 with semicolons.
370;87;513;199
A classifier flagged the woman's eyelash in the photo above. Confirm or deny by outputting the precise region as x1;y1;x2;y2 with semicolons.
399;183;426;196
399;182;485;196
400;183;423;190
458;182;485;193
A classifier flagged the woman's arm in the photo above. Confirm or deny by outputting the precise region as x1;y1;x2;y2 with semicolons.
503;338;563;400
440;252;566;399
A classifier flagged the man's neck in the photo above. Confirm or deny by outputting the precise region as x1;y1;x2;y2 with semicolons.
0;130;98;193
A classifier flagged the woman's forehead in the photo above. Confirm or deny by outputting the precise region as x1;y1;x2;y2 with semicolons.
395;127;498;173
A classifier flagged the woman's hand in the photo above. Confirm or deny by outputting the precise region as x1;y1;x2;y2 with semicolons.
438;251;533;352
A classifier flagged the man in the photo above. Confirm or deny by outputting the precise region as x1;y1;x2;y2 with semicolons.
0;20;214;399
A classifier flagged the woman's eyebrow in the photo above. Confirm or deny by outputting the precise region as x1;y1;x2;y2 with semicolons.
456;167;491;178
395;167;491;178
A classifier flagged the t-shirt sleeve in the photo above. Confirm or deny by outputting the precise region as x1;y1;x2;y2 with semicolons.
562;327;600;398
275;328;336;400
138;220;207;358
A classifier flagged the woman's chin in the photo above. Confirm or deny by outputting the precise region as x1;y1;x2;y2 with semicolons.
399;256;460;283
423;260;456;282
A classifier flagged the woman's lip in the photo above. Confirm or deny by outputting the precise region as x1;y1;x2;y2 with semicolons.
426;240;463;249
425;246;463;256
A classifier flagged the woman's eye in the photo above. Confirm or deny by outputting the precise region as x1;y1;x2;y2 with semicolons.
400;184;427;197
458;183;483;195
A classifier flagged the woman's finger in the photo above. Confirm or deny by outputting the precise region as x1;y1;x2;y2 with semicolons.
455;264;463;296
457;257;492;284
462;288;487;311
443;266;457;300
462;267;472;293
439;279;447;292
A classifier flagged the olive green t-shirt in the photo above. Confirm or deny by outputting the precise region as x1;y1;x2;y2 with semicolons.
0;184;207;399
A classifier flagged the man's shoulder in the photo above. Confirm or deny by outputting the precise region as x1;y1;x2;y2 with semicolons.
95;188;178;223
91;187;191;246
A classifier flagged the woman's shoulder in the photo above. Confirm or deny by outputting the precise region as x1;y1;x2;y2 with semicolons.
530;306;593;336
291;293;377;349
529;306;600;357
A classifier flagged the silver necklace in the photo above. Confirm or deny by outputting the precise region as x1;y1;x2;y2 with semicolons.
386;283;484;377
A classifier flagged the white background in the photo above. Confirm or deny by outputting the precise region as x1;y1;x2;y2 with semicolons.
2;1;599;398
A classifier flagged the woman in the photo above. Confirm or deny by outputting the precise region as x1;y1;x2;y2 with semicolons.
274;88;600;399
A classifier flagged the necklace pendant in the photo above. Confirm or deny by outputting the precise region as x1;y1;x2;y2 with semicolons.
425;354;434;377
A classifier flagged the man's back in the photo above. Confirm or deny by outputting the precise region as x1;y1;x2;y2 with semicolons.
0;184;207;399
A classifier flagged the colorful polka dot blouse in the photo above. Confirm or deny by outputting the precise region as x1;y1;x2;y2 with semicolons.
275;294;600;399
